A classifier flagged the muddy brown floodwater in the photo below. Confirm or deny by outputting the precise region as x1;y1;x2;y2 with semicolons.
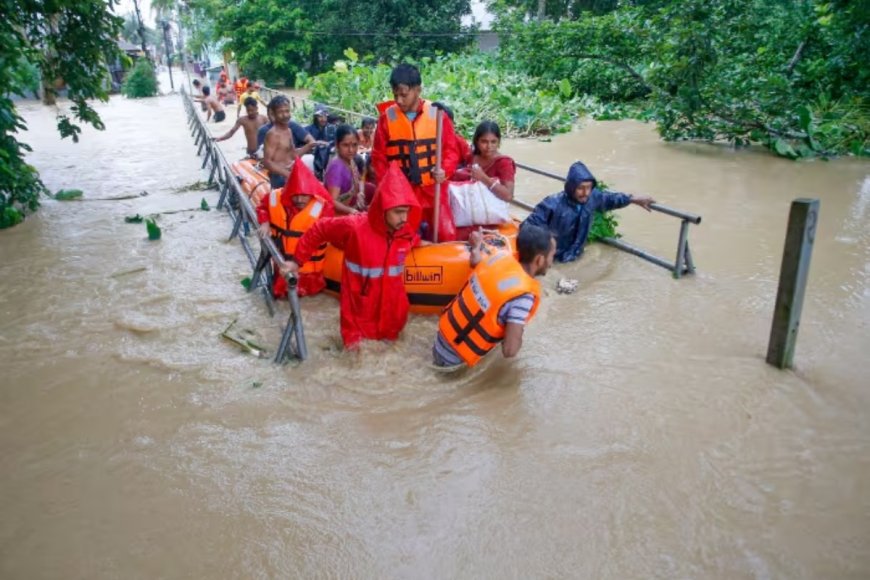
1;80;868;579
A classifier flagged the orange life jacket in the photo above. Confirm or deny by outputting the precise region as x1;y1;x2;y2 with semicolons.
438;251;541;366
267;192;327;273
384;100;438;187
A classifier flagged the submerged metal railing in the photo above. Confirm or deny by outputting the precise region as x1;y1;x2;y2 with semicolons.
181;89;308;363
513;162;701;278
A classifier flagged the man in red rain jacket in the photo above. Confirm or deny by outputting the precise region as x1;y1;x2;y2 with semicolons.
371;63;459;242
283;164;422;348
256;161;334;297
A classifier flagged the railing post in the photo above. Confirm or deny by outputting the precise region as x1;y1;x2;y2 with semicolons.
674;219;690;279
766;198;820;369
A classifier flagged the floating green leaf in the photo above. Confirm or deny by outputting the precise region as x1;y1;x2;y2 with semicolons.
200;198;211;211
146;218;161;240
241;277;252;290
54;189;83;200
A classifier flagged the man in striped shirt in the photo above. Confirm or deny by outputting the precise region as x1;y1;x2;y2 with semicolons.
433;225;555;368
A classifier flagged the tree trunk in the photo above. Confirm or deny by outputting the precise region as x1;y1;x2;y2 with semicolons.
537;0;546;19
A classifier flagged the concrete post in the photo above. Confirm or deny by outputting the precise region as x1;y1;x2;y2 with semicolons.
766;198;820;369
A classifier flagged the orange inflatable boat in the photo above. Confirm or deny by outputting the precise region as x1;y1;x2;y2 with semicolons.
230;158;272;206
229;158;519;315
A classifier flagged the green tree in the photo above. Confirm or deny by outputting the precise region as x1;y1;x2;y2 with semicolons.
497;0;869;158
206;0;472;85
122;59;159;98
1;0;123;228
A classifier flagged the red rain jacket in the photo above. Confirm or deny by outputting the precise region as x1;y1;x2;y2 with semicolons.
293;164;422;348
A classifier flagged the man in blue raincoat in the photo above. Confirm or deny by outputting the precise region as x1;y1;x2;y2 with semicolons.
522;161;655;262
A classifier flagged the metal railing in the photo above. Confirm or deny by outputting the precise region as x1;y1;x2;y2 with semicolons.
182;89;308;363
259;84;376;124
513;162;700;278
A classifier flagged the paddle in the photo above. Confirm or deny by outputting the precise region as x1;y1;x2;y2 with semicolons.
432;107;444;243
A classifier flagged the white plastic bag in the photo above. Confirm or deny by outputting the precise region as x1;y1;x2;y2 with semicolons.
448;180;510;227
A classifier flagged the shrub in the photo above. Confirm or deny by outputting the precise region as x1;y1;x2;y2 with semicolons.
122;59;158;98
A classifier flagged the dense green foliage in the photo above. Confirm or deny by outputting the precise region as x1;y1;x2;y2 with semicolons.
498;0;869;157
177;0;472;85
122;59;159;98
299;50;584;138
1;0;122;228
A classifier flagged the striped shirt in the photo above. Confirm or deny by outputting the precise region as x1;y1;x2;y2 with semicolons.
432;293;536;367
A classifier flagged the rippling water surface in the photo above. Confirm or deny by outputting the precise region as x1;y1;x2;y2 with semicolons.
1;77;868;579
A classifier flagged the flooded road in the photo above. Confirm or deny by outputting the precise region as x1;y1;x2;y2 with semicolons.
1;83;868;579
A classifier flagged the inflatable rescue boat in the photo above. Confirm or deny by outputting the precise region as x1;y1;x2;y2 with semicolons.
230;158;519;314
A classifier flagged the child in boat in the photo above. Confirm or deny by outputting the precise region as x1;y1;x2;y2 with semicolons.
257;162;335;297
432;224;555;369
280;164;422;349
522;161;655;263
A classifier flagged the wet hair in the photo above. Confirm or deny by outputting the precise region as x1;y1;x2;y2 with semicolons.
192;79;201;87
268;95;290;114
201;85;210;96
243;96;257;108
472;121;501;155
335;124;357;145
432;102;454;122
389;63;422;89
517;224;555;264
361;117;376;128
327;113;342;124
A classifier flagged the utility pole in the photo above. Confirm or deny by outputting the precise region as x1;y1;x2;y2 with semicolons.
161;19;175;91
132;0;150;62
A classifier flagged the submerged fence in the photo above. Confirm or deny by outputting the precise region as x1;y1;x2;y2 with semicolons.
182;89;308;363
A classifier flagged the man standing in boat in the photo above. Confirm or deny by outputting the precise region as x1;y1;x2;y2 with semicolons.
214;97;268;158
280;164;422;349
371;64;460;242
523;161;656;263
432;225;555;369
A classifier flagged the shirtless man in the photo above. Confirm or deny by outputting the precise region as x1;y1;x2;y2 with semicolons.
214;97;268;157
194;86;226;123
263;96;325;189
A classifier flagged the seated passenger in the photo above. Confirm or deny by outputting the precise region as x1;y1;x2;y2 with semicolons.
432;224;555;369
323;124;373;215
454;120;515;201
452;120;516;240
256;162;335;297
305;108;330;142
523;161;655;263
357;117;376;152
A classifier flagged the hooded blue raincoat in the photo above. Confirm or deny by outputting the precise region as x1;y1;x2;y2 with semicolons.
522;161;631;263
